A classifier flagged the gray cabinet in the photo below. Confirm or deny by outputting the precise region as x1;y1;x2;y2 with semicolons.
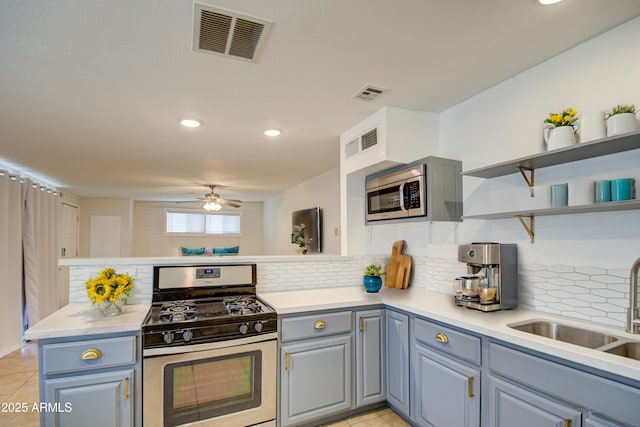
43;369;134;427
355;309;386;407
486;342;640;427
279;311;353;427
486;376;581;427
37;333;139;427
386;309;410;417
412;318;480;427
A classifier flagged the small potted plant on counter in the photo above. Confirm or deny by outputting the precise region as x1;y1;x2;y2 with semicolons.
606;104;638;137
363;264;384;293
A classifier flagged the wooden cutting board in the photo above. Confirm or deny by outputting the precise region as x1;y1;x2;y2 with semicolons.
385;240;412;289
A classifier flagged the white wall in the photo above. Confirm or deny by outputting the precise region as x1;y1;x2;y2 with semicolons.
358;17;640;269
132;201;264;256
79;197;133;257
263;167;341;255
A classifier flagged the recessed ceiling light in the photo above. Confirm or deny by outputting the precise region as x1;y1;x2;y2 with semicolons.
179;118;202;128
539;0;562;4
263;129;281;137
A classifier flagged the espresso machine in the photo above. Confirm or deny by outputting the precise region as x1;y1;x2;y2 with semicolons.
454;243;518;312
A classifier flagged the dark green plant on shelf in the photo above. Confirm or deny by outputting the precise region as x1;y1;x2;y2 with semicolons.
606;104;637;119
364;264;384;276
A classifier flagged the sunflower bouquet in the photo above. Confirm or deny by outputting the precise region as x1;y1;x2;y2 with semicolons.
86;267;134;315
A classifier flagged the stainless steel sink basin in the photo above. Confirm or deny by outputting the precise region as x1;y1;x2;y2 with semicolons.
603;342;640;360
508;320;619;349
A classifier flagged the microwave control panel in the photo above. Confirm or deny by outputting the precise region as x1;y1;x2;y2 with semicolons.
405;181;422;208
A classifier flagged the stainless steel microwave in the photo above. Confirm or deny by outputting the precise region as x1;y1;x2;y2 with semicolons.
365;163;426;222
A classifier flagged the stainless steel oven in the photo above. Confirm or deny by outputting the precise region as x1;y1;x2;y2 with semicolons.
143;335;277;427
142;264;278;427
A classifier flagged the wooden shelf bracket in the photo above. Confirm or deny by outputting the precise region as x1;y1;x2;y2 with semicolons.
517;166;535;197
516;215;535;243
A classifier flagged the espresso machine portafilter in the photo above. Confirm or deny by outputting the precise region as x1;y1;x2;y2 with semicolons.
455;243;518;312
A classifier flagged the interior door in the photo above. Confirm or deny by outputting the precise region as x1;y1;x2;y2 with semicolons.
59;203;78;307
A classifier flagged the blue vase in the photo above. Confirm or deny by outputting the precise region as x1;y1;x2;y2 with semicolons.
363;275;382;293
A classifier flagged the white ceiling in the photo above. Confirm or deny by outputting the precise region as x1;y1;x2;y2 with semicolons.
1;0;639;202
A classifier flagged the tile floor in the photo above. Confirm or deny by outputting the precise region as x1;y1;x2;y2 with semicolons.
0;342;411;427
0;342;40;427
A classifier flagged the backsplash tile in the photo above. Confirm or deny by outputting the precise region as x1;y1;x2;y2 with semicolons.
65;257;631;328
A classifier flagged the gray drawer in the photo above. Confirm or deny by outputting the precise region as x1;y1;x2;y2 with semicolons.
42;336;136;375
413;317;481;365
281;311;352;342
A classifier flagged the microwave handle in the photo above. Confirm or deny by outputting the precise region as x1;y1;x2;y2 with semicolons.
400;182;408;212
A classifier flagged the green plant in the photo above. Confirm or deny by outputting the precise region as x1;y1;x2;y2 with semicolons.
606;104;637;119
544;107;578;128
291;223;307;248
364;264;384;276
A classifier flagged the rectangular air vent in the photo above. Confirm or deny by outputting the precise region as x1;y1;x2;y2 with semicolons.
353;84;387;101
193;3;272;62
361;128;378;151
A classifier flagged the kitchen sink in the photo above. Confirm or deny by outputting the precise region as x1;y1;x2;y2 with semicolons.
603;342;640;361
508;320;619;349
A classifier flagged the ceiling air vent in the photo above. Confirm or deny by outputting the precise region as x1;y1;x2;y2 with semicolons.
361;128;378;151
193;3;272;62
353;84;387;101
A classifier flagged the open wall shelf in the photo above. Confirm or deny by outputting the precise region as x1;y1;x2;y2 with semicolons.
461;130;640;243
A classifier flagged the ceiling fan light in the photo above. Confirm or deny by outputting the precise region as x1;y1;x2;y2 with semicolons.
179;118;202;128
203;201;222;211
263;128;281;137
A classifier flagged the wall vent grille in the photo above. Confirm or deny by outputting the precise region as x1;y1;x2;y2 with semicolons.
361;129;378;151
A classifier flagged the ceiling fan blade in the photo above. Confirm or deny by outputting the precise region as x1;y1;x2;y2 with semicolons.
219;199;241;208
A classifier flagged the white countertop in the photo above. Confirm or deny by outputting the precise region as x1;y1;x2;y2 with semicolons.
259;286;640;382
24;303;150;340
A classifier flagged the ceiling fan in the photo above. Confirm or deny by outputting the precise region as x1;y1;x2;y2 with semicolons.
181;185;243;211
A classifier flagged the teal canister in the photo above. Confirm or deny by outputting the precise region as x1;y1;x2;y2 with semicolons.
594;180;611;203
611;178;635;201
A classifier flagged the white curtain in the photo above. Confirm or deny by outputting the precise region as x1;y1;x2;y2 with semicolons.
22;178;61;328
0;172;24;356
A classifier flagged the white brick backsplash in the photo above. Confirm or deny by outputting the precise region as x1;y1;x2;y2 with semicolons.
65;257;631;328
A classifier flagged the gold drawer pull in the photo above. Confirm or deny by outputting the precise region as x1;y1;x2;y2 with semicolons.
124;377;129;400
314;320;326;330
468;376;475;398
80;348;102;360
564;419;571;427
435;332;449;344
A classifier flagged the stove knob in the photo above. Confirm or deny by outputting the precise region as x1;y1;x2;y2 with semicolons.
182;330;193;342
239;323;249;335
254;322;263;333
163;332;174;344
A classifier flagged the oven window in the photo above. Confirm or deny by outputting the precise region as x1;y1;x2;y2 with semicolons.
164;350;262;427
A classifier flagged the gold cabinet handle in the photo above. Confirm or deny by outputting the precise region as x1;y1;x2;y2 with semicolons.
285;353;290;371
360;317;365;333
80;348;102;360
564;419;571;427
124;377;129;400
467;376;475;398
435;332;449;344
314;320;326;330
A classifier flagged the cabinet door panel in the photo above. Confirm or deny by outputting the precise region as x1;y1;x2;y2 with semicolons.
487;377;581;427
356;309;385;406
281;335;351;426
414;344;479;427
386;310;410;416
43;369;133;427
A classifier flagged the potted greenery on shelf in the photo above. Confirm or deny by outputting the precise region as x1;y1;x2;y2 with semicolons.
363;264;384;293
543;107;579;151
606;104;638;137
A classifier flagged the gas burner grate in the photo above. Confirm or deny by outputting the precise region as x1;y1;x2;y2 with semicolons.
160;301;198;322
224;296;263;315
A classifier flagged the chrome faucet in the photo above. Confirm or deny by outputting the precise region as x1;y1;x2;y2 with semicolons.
628;257;640;334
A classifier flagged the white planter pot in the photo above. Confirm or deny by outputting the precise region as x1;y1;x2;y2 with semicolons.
544;126;576;151
606;112;638;137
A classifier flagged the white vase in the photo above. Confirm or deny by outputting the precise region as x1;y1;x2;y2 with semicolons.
606;113;638;137
544;126;576;151
579;111;606;142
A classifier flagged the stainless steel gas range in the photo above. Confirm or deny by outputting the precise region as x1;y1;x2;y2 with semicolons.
142;264;277;427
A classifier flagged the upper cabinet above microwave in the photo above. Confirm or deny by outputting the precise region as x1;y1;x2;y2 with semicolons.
340;107;439;175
